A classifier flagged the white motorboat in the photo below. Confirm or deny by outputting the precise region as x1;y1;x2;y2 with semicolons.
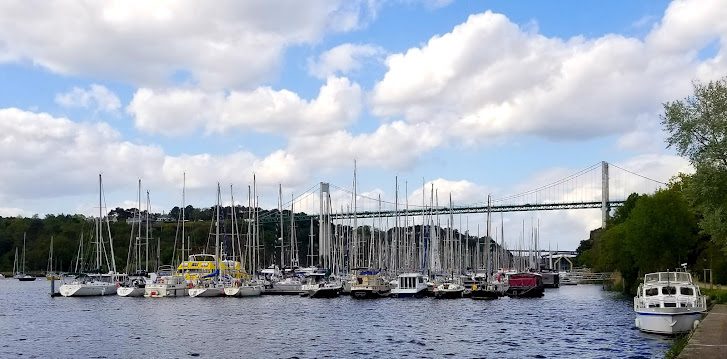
634;271;706;335
60;273;117;297
390;273;428;298
559;271;579;285
145;266;188;298
350;270;391;299
145;275;188;298
434;281;465;299
265;277;303;295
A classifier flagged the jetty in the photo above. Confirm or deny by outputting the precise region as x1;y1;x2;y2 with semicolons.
678;304;727;358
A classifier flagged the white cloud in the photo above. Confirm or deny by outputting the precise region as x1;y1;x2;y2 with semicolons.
55;84;121;113
308;43;385;79
371;0;727;144
0;108;312;211
288;120;444;170
616;114;665;153
0;1;376;89
0;207;28;217
128;77;362;137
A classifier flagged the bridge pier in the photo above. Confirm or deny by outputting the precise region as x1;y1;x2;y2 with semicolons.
602;161;610;228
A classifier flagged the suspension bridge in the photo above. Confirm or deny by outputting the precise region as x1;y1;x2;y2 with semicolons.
260;161;667;228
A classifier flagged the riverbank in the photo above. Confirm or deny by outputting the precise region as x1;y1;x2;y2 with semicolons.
677;304;727;358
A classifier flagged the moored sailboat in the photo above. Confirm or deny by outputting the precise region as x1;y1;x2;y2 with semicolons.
60;174;118;297
14;234;36;281
189;183;226;298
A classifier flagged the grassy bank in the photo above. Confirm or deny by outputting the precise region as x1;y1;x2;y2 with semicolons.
701;286;727;304
664;333;690;359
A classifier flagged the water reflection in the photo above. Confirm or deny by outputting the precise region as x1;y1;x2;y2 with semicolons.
0;280;670;358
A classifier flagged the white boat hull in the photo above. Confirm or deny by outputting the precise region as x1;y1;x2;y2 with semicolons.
189;287;225;297
59;283;117;297
144;284;188;297
224;285;263;297
117;286;145;297
635;311;703;334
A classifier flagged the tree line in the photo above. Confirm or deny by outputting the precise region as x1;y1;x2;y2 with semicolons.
576;77;727;294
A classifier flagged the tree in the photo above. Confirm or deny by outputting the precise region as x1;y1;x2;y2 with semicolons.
662;77;727;251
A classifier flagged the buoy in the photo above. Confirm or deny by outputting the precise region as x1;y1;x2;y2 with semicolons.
693;319;701;330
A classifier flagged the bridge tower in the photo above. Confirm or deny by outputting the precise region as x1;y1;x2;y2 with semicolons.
601;161;610;228
319;182;331;269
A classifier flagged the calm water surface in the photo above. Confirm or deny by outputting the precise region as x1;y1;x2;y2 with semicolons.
0;280;671;358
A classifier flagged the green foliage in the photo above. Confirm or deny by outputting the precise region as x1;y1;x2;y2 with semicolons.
662;77;727;251
0;205;319;274
701;287;727;304
580;184;700;294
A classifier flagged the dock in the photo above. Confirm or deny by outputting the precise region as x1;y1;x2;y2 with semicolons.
678;304;727;358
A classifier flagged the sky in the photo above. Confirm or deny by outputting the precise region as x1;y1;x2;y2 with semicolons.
1;0;725;250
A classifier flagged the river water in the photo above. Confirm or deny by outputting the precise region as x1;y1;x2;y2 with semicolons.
0;280;671;358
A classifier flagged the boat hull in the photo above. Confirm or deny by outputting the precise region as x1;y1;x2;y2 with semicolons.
189;287;225;297
117;286;145;297
471;289;501;300
310;287;341;298
434;290;463;299
350;289;390;299
145;284;188;298
635;311;703;335
59;283;117;297
224;285;263;297
390;289;426;298
17;276;36;282
263;282;302;295
506;287;544;298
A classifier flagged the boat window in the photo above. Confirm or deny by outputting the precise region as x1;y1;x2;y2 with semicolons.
680;287;694;296
645;288;658;296
664;302;677;308
648;303;659;308
662;286;677;295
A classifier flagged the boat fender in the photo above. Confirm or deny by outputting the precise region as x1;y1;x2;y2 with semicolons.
693;320;700;330
634;318;640;329
115;282;120;288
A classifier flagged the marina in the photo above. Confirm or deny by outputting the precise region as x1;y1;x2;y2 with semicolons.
0;279;672;358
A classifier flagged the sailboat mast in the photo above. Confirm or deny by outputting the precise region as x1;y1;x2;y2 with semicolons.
486;194;491;280
278;184;284;268
182;172;186;263
215;183;221;280
146;190;150;272
97;174;102;272
22;233;26;274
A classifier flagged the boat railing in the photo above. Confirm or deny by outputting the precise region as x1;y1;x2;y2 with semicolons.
634;295;707;311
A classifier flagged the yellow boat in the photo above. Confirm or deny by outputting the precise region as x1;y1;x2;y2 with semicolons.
177;254;247;282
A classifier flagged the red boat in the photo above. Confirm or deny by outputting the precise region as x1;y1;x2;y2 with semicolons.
505;273;544;298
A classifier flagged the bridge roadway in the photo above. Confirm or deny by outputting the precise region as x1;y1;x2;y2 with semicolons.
257;200;624;223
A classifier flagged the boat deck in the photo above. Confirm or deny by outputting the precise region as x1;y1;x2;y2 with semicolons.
678;304;727;359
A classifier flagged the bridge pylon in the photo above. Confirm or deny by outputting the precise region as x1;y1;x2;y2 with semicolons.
601;161;610;228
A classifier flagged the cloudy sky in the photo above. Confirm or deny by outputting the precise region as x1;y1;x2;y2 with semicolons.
1;0;724;250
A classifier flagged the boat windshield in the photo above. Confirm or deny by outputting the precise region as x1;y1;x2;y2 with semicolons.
644;272;692;284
